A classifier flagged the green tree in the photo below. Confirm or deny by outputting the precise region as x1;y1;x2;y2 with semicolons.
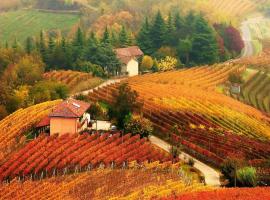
150;11;167;51
165;12;175;46
109;83;142;129
137;17;153;55
190;34;219;65
101;26;111;45
177;38;192;65
25;36;34;54
119;26;129;47
39;30;48;63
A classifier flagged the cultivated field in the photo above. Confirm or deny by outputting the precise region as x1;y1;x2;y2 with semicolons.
0;10;80;43
43;70;104;94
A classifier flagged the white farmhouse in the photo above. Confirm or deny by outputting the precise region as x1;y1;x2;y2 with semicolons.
115;46;144;77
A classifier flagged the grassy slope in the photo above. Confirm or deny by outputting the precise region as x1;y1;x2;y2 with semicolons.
0;10;80;43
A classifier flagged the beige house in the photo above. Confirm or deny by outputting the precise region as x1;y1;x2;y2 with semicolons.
37;99;91;136
115;46;144;77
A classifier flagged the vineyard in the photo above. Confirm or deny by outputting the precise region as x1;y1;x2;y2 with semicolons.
0;166;205;200
238;71;270;113
43;70;104;94
161;187;270;200
0;133;172;182
0;100;61;161
0;10;79;43
195;0;258;24
87;65;270;181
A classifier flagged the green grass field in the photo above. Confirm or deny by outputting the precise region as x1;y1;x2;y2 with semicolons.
0;10;80;44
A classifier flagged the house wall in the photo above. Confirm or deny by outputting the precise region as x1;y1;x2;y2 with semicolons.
123;59;139;76
50;117;78;136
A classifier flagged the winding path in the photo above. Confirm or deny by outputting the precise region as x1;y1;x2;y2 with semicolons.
149;136;221;187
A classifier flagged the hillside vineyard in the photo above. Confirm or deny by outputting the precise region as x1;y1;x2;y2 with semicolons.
88;65;270;182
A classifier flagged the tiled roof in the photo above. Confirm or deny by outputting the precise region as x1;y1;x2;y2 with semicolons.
115;46;144;64
36;116;50;128
49;99;90;118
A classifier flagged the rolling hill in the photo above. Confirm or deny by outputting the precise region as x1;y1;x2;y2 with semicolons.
0;10;80;43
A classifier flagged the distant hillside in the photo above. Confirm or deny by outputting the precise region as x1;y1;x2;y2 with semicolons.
0;10;80;44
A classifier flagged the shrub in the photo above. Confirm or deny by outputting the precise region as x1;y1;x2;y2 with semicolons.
228;72;243;84
236;167;257;187
124;114;153;138
157;56;178;71
188;158;195;167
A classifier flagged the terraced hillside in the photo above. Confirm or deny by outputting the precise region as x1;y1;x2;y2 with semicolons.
0;133;172;182
43;70;104;94
0;100;61;161
0;164;205;200
88;65;270;182
240;71;270;113
0;10;80;43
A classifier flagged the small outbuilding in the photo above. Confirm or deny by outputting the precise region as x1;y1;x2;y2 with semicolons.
115;46;144;77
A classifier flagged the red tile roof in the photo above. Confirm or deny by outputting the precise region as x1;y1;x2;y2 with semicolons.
115;46;144;64
49;99;90;118
36;116;50;128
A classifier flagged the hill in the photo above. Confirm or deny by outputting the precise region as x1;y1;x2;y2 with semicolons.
88;65;270;182
43;70;104;94
0;10;80;43
0;100;61;160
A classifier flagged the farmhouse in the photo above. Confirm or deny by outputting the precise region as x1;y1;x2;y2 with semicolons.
115;46;144;77
36;99;91;136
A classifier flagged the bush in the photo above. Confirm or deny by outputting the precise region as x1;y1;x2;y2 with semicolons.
237;167;257;187
157;56;178;71
228;72;243;84
124;114;153;138
188;158;195;167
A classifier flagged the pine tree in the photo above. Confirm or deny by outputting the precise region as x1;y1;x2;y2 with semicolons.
119;26;128;47
101;26;111;45
136;17;153;55
150;11;167;51
39;30;47;63
111;29;118;47
174;12;185;38
165;12;176;46
74;27;84;47
48;36;55;54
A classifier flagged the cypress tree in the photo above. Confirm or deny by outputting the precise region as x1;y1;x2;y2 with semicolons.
150;11;167;51
136;17;153;55
39;30;47;62
12;38;18;49
74;27;84;47
5;41;9;49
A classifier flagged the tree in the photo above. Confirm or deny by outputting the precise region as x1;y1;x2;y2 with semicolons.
109;83;142;129
137;17;153;55
165;12;175;46
150;11;167;51
124;114;153;138
190;34;219;65
25;36;34;54
177;38;192;65
224;25;244;55
141;55;154;71
39;30;47;63
101;26;111;45
119;26;129;47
